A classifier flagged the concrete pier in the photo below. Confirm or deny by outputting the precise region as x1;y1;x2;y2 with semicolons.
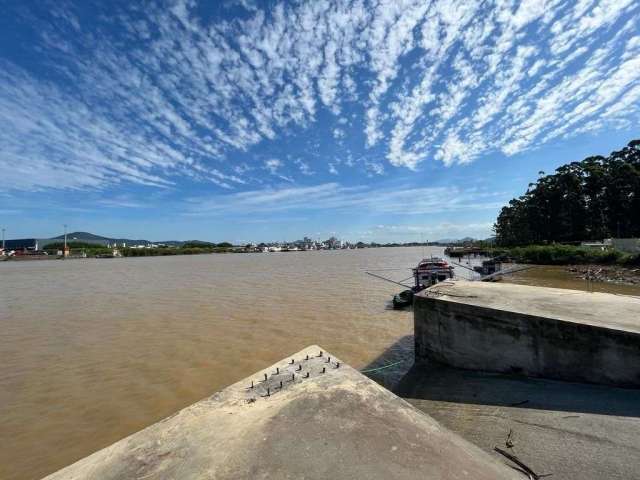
396;362;640;480
42;345;519;480
414;281;640;387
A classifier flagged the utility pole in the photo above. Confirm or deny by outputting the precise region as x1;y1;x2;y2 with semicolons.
63;224;67;259
1;228;5;251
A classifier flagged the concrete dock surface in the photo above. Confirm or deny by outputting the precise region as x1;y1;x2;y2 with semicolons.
396;363;640;480
421;281;640;334
43;345;520;480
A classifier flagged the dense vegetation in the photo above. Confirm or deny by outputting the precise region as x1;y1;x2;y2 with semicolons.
120;245;233;257
498;244;640;266
494;140;640;246
44;242;111;254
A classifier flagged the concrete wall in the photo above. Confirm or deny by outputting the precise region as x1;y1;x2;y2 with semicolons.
414;293;640;387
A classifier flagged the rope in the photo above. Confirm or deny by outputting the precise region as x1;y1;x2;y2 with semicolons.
360;360;405;373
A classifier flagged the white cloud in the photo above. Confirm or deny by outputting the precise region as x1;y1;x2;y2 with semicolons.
294;159;314;176
368;222;494;240
264;159;283;175
1;0;639;192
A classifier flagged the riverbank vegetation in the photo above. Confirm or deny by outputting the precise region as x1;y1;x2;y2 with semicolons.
120;244;234;257
494;139;640;246
41;241;235;257
499;244;640;266
43;242;112;255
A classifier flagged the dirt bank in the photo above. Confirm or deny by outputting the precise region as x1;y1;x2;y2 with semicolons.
566;265;640;285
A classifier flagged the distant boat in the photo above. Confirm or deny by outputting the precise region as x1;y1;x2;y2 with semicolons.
473;259;502;280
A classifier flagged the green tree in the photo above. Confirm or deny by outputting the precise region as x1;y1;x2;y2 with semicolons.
495;139;640;246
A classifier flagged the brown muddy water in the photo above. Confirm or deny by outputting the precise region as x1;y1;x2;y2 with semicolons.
1;247;639;480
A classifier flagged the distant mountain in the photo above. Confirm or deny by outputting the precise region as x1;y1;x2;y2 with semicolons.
52;231;110;241
434;237;476;244
49;231;188;246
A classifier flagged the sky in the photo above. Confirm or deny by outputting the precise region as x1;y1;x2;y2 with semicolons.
0;0;639;243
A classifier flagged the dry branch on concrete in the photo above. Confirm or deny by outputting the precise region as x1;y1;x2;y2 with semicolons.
494;446;552;480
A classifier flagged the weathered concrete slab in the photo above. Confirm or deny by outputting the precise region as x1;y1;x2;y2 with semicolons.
414;281;640;387
42;345;519;480
395;363;640;480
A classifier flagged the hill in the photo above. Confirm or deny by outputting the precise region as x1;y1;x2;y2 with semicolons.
50;231;184;246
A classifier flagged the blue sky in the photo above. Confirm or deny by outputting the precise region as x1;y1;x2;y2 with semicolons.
1;0;639;243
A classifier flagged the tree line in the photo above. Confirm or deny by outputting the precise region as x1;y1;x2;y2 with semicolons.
494;140;640;246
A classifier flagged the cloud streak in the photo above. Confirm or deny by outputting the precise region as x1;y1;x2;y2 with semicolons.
185;182;506;217
0;0;638;192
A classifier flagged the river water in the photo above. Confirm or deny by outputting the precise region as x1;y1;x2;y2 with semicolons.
1;247;639;480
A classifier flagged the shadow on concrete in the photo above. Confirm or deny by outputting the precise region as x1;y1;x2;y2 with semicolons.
395;361;640;418
363;332;640;418
360;335;414;391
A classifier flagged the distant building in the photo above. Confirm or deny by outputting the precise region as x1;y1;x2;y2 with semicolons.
581;241;608;251
3;238;39;251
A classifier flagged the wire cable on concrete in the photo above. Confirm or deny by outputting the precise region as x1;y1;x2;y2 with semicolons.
360;361;404;373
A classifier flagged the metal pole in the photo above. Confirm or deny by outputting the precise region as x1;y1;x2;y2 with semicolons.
64;224;67;259
1;228;5;251
365;271;413;288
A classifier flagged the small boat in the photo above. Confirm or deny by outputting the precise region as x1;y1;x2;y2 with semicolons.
473;259;502;280
392;289;414;309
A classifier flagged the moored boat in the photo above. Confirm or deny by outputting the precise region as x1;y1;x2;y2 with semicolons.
392;289;414;309
413;257;454;288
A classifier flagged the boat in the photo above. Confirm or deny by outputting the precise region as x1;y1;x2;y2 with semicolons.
413;257;455;287
366;257;455;309
391;258;455;309
392;289;414;309
473;258;502;280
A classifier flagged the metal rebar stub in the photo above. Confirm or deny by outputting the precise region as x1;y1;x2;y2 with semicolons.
240;346;347;404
